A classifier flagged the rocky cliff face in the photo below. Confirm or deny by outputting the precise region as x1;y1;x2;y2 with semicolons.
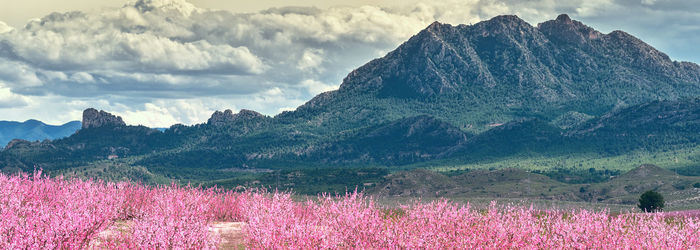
207;109;267;127
82;108;126;129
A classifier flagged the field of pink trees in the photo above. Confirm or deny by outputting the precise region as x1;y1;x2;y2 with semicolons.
1;171;699;249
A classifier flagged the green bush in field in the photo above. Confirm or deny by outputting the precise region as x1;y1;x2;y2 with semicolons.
638;190;665;213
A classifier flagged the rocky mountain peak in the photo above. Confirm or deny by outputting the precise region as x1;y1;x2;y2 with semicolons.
82;108;125;129
556;14;572;23
471;15;535;37
236;109;266;119
488;15;529;26
207;109;266;127
424;21;453;35
538;14;602;45
426;21;442;30
208;109;234;126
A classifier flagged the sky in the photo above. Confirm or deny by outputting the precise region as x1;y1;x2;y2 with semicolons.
0;0;698;127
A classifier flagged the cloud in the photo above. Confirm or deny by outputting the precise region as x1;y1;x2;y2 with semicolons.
0;0;454;103
0;85;31;108
0;59;43;87
119;100;212;127
574;0;616;17
5;9;264;75
297;49;325;72
0;21;12;33
0;0;697;127
300;79;337;94
134;0;200;17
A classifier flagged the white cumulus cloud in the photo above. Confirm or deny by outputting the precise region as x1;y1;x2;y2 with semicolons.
0;85;31;108
0;21;12;33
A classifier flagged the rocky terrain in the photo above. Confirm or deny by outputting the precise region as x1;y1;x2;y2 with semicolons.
207;109;269;127
82;108;126;129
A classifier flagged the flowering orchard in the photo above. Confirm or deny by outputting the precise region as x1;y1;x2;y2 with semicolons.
0;172;698;249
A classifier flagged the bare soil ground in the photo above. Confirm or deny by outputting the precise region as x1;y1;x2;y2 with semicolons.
210;222;246;249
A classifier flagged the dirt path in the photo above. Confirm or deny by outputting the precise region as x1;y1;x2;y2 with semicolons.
89;221;246;249
88;221;133;249
209;222;246;249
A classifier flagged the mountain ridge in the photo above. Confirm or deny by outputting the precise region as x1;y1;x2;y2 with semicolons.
0;120;81;148
281;14;699;137
1;14;699;183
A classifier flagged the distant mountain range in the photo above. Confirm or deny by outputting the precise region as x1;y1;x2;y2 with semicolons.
1;14;698;191
0;120;80;147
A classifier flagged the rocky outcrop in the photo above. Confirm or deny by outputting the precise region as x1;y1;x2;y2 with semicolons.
207;109;234;126
207;109;267;127
82;108;126;129
3;139;30;150
538;14;603;46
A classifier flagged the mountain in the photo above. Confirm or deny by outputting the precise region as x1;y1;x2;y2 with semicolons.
1;14;699;185
0;120;81;147
282;14;700;134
